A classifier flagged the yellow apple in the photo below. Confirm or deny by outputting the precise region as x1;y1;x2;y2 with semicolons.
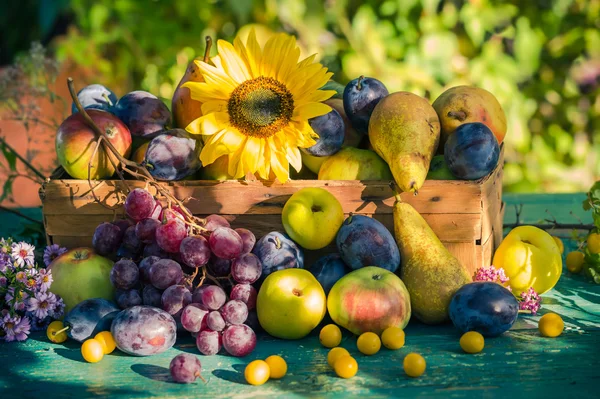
282;187;344;250
257;268;326;339
492;226;562;295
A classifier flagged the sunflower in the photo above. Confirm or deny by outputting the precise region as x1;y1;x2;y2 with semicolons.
182;31;335;182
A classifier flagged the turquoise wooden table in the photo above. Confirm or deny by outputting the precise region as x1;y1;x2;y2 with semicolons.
1;193;599;398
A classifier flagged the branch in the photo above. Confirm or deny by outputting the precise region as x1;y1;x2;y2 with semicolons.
503;222;594;230
0;136;46;181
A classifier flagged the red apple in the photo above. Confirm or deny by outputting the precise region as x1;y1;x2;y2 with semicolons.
49;247;115;313
327;266;411;335
56;109;132;179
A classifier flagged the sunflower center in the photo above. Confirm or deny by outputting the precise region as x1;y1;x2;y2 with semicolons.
228;76;294;138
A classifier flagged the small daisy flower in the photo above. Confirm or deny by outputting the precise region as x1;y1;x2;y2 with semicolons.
11;241;35;267
36;269;53;292
13;315;31;341
43;244;67;267
0;254;9;272
15;270;27;283
52;296;65;318
28;292;54;319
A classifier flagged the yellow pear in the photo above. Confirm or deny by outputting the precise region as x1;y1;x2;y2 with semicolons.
393;193;471;324
369;92;440;193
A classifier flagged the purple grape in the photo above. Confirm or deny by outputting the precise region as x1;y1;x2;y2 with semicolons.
203;214;230;231
181;303;208;333
92;222;123;256
180;236;211;268
136;218;161;244
120;225;144;257
110;259;139;290
201;285;227;310
230;284;257;310
245;310;261;331
149;259;183;290
208;255;231;277
143;241;170;258
209;227;243;260
125;188;155;221
220;300;248;325
222;324;256;357
191;286;207;304
111;305;176;356
196;329;222;355
142;285;163;307
139;256;160;283
156;219;187;253
207;311;226;332
116;289;142;309
161;285;192;317
113;219;133;234
231;253;262;284
235;228;256;254
170;353;203;383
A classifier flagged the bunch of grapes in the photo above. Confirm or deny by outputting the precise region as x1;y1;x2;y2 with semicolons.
92;187;262;357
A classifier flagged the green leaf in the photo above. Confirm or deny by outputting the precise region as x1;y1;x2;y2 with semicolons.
0;141;17;172
0;175;15;202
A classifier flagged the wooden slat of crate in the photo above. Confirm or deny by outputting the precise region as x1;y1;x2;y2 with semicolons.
41;179;483;216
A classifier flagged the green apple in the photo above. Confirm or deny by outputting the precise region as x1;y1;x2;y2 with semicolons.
257;268;326;339
282;187;344;250
426;155;456;180
327;266;411;335
49;247;115;313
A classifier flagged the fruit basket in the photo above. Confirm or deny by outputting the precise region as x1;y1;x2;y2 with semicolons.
39;147;503;276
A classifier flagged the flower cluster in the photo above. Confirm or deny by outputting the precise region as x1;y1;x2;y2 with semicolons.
0;238;66;342
519;287;542;315
473;265;542;315
473;265;511;289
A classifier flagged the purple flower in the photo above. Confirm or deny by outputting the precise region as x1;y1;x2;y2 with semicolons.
6;287;28;309
53;295;65;318
474;265;510;287
15;270;27;283
519;287;541;315
0;276;7;287
0;254;10;272
13;316;31;341
1;314;20;342
43;244;67;267
36;269;53;292
27;292;55;319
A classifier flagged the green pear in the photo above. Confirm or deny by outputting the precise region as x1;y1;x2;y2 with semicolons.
318;148;392;180
393;194;471;324
301;152;328;175
369;92;440;193
426;155;456;180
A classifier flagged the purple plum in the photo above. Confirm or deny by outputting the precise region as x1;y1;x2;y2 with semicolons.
113;91;171;138
444;122;500;180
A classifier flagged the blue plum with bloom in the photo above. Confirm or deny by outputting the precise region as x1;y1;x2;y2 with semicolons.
63;298;120;342
252;232;304;280
302;109;345;157
113;91;171;138
71;84;117;114
449;282;519;337
144;133;202;181
308;254;348;294
444;122;500;180
343;77;389;135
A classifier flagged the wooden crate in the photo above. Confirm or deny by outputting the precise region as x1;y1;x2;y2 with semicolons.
40;151;504;276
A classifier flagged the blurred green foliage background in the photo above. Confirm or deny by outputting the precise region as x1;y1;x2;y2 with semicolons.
3;0;600;192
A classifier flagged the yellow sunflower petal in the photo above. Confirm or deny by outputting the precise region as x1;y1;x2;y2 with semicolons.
234;29;262;78
200;129;245;166
216;40;252;84
287;122;318;147
182;81;231;103
268;136;289;182
185;112;229;136
286;144;302;172
293;102;332;121
201;100;228;114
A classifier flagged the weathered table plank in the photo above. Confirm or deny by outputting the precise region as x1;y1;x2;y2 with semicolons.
0;193;598;399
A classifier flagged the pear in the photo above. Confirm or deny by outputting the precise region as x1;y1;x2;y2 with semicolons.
318;148;392;180
171;38;212;129
393;193;471;324
369;92;440;194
